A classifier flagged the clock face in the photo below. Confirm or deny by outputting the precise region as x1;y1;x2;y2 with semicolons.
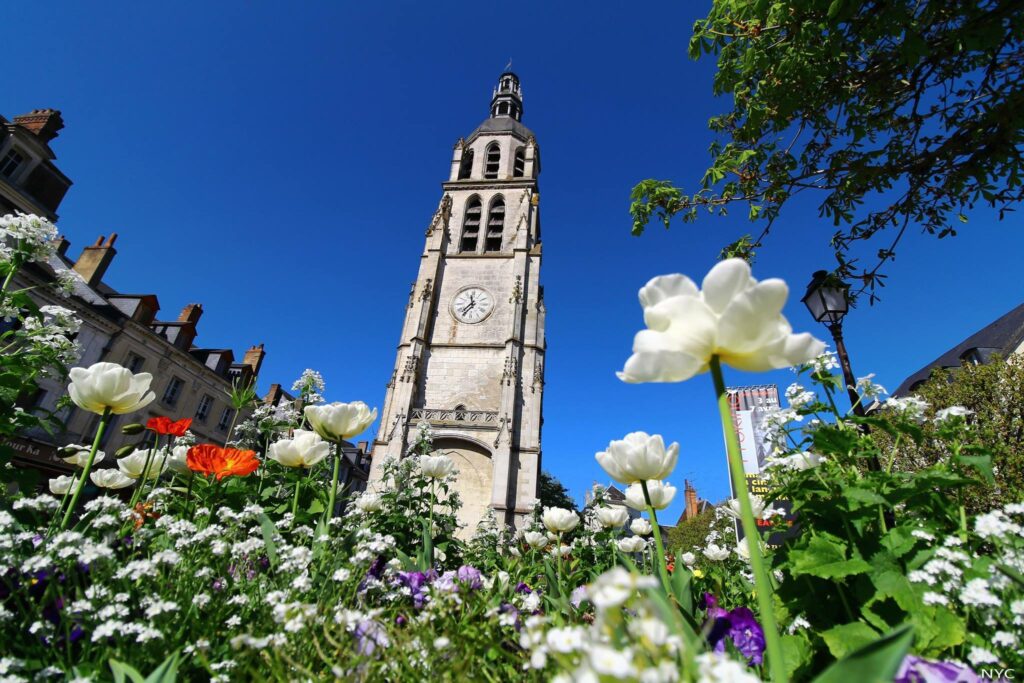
451;287;494;323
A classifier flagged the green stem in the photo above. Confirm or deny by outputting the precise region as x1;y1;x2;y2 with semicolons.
257;433;271;494
640;481;672;594
58;408;111;532
128;438;158;510
710;356;787;683
184;472;195;514
324;442;341;531
0;265;18;300
292;475;302;518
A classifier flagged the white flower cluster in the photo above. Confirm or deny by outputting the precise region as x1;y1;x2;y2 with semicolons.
291;368;326;404
0;213;59;264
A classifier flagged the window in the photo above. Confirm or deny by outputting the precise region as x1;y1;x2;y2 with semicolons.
0;149;24;179
484;143;500;180
513;148;525;177
485;197;505;252
126;352;145;374
217;407;235;431
195;394;213;422
458;148;474;180
461;197;481;252
162;377;184;407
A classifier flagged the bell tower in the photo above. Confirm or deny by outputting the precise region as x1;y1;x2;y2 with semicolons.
370;72;545;532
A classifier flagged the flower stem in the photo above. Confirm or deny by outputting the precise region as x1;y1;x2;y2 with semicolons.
325;442;341;531
292;475;302;518
709;356;787;683
58;408;111;532
640;481;672;595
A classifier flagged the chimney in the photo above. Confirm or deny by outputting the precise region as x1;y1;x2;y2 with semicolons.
72;233;118;288
178;303;203;325
174;303;203;349
13;109;65;144
263;383;283;405
243;343;265;375
55;235;70;258
684;480;699;521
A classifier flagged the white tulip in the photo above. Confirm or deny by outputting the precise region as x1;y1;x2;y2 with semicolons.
49;475;78;495
303;401;377;442
522;531;549;549
630;518;652;536
594;506;630;529
67;362;155;415
90;469;135;489
60;444;105;468
549;544;572;558
165;445;191;476
419;454;455;479
624;481;676;511
117;450;166;480
680;552;697;567
618;259;825;383
542;507;580;534
617;536;647;553
268;429;330;468
766;451;825;471
735;537;752;561
703;543;731;561
595;432;678;484
723;495;769;520
354;492;383;513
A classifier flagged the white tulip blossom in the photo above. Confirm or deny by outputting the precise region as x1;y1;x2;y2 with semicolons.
522;531;549;549
90;469;135;489
616;536;647;553
594;506;630;529
49;475;79;495
723;495;777;521
67;362;156;415
703;543;731;561
680;551;697;567
595;432;679;484
60;445;105;468
766;451;825;472
165;446;191;476
542;507;580;534
268;430;330;469
117;450;166;480
623;481;676;511
354;493;383;513
587;567;658;610
303;402;377;442
629;518;652;536
550;544;572;559
618;258;825;383
419;454;455;479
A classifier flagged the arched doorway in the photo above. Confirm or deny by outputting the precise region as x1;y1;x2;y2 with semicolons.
433;437;493;536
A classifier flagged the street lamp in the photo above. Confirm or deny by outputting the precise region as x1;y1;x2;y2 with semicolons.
801;271;865;419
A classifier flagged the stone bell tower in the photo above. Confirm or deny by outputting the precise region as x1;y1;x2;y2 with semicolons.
369;72;545;532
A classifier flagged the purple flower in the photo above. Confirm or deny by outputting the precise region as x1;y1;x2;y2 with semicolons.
569;585;588;609
212;578;225;591
434;571;458;593
456;565;483;590
396;571;433;608
515;582;533;594
895;656;981;683
395;614;407;626
703;595;765;666
353;618;389;656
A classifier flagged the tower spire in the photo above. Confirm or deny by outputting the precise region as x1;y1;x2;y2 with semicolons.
490;71;523;122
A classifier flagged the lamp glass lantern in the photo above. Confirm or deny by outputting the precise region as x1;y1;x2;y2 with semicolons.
802;270;850;325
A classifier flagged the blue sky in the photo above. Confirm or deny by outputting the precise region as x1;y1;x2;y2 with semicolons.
8;1;1024;522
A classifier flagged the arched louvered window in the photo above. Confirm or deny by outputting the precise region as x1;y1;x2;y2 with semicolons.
484;143;501;180
485;196;505;252
458;148;474;180
513;147;525;177
461;197;481;252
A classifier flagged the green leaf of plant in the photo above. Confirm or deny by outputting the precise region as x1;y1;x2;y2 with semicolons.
143;651;181;683
811;624;914;683
821;622;880;659
789;534;872;579
258;514;279;569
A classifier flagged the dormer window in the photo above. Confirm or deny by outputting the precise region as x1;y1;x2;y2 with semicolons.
486;197;505;252
0;149;24;179
461;197;481;252
484;143;500;180
458;148;474;180
513;148;525;177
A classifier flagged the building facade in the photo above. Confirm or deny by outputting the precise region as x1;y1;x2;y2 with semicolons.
370;73;546;531
1;109;265;475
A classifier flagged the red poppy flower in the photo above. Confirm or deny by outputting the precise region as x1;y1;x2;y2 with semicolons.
147;416;193;437
186;444;260;480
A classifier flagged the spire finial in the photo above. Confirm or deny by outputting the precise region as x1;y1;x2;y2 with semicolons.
504;58;513;72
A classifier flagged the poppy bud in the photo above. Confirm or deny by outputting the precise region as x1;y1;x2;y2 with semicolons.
115;444;137;458
121;423;145;435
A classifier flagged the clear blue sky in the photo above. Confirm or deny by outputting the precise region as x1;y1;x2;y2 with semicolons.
7;2;1023;522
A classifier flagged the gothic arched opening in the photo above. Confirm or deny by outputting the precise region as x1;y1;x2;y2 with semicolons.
432;436;493;536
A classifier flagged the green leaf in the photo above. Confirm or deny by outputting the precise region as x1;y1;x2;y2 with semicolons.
789;534;872;579
812;624;914;683
670;565;693;617
821;622;880;659
109;660;145;683
827;0;843;20
109;652;180;683
258;514;279;569
954;454;994;484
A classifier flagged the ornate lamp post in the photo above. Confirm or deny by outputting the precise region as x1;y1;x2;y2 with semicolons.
801;271;866;419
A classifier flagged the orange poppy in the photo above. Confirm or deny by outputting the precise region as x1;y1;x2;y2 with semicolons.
147;416;193;437
186;444;260;480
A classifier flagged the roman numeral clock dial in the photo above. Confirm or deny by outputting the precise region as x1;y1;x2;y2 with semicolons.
451;287;494;324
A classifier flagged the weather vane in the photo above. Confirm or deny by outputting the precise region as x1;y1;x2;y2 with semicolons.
504;58;513;72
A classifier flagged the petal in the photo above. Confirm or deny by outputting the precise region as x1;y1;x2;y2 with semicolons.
644;297;718;360
722;332;826;372
638;274;699;309
716;279;790;354
701;258;754;314
617;351;705;384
